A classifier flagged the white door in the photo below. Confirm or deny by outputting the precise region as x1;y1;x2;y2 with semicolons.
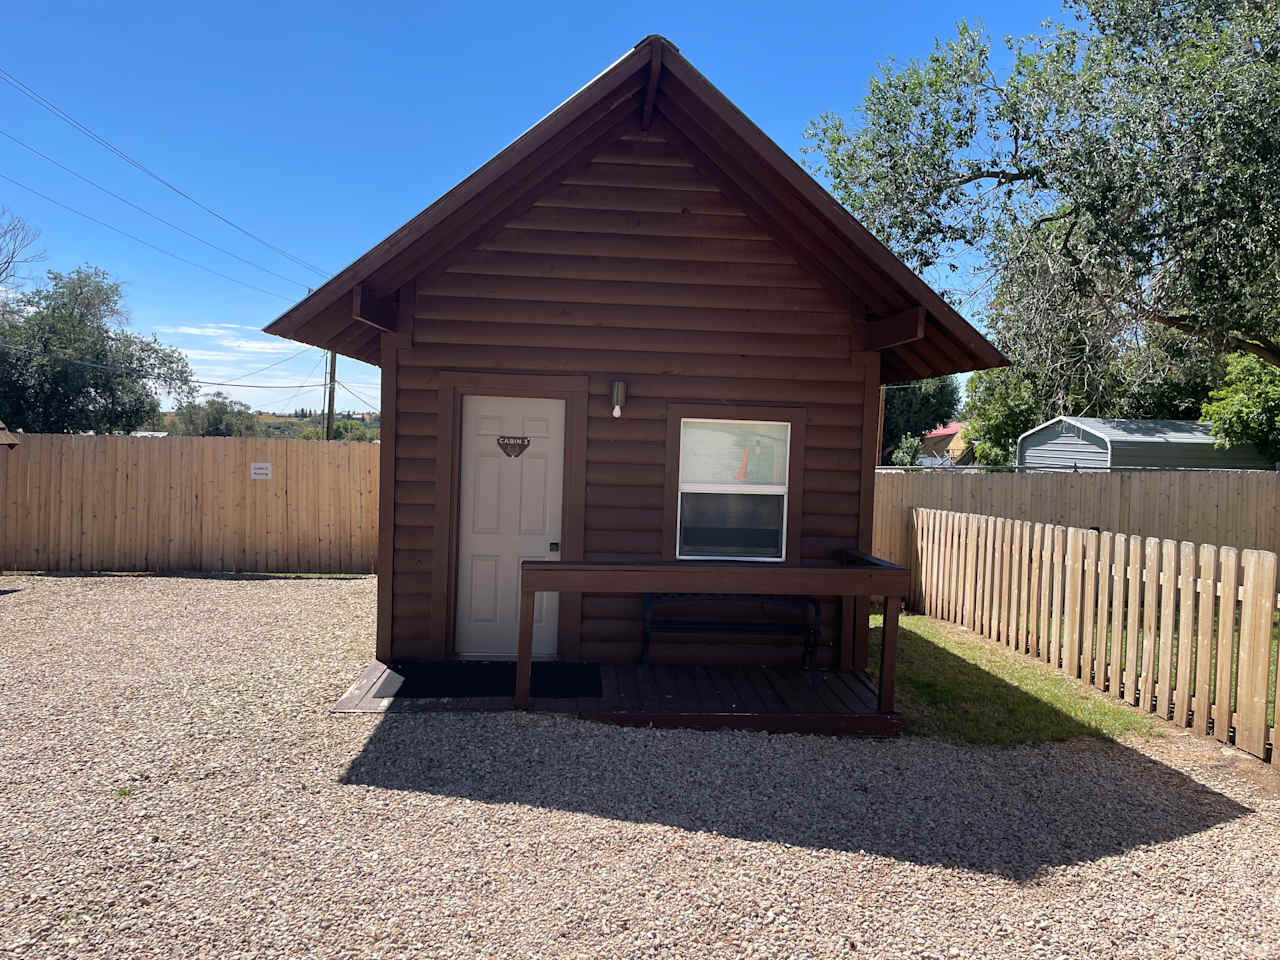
455;396;565;659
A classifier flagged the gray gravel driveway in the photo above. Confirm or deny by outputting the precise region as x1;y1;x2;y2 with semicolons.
1;574;1277;959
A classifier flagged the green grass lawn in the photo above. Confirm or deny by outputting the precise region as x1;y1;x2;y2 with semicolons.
868;614;1161;746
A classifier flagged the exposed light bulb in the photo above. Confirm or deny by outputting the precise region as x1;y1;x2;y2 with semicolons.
612;404;622;418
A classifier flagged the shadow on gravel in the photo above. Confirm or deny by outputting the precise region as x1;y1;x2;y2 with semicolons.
8;570;368;581
342;686;1251;881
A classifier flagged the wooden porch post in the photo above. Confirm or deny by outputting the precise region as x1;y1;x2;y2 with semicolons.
515;585;535;707
840;596;853;671
841;595;870;672
852;596;870;672
878;595;900;714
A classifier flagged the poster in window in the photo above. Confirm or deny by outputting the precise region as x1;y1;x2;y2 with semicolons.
679;421;788;486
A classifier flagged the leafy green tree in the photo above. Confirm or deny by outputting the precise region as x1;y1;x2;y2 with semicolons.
809;0;1280;458
960;226;1223;462
332;420;378;442
1203;356;1280;463
0;267;194;433
881;376;959;463
962;369;1040;465
891;434;924;467
171;391;260;437
298;419;379;442
806;0;1280;370
962;331;1222;465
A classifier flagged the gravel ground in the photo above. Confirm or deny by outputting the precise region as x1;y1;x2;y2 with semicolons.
2;574;1278;960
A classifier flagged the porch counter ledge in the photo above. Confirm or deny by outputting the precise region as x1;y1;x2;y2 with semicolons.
515;559;908;709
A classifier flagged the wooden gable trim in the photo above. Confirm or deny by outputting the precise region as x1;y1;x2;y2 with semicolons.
366;97;646;299
366;104;646;303
262;34;1005;380
641;40;663;130
657;47;1006;372
264;42;652;341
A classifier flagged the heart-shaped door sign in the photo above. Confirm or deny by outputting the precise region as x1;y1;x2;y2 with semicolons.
497;436;530;458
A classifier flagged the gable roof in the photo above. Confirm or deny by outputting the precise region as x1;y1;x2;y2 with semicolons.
924;421;965;439
263;35;1006;382
1030;417;1223;445
1016;416;1275;470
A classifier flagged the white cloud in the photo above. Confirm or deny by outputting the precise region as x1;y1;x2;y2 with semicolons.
157;323;257;337
218;338;300;354
180;347;236;363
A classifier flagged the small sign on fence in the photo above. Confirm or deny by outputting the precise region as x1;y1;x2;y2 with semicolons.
250;462;272;480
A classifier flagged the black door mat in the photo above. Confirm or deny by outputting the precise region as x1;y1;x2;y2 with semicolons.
378;661;603;699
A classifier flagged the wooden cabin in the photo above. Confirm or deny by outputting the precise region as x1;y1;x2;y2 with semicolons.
266;35;1005;732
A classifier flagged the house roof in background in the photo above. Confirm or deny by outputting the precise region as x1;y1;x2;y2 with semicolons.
925;421;965;438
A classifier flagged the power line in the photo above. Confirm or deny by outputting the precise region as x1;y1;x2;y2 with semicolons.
0;129;312;290
275;352;330;409
0;172;296;301
0;340;326;388
223;345;314;383
335;378;379;411
0;66;331;278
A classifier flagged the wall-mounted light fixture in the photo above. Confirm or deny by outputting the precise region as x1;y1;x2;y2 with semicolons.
610;380;627;419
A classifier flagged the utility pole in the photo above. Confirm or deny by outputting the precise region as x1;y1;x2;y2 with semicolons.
324;350;337;441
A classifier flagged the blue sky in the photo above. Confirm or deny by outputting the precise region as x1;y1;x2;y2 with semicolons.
1;0;1048;413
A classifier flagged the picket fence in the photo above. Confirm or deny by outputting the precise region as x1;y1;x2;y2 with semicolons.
0;435;379;573
911;507;1280;762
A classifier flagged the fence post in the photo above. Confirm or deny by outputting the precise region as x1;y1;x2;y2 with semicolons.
1214;547;1240;742
1091;530;1108;689
1063;527;1083;678
1173;541;1196;727
1236;550;1278;758
1156;539;1178;720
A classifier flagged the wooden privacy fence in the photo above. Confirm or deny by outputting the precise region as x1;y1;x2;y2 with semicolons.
912;507;1280;763
0;435;379;573
874;469;1280;568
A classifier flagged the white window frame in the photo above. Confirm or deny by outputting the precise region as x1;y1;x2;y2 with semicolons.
676;417;790;562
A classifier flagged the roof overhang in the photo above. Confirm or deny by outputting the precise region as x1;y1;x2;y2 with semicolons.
263;35;1007;380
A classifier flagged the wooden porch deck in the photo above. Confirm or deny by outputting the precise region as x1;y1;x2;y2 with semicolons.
334;660;901;736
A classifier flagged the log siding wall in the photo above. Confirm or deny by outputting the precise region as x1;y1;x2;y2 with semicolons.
383;126;877;664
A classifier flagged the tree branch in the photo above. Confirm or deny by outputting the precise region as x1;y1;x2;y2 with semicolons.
1029;205;1078;232
939;168;1037;189
1157;314;1280;367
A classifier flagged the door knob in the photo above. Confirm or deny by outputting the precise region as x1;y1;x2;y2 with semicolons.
549;541;560;552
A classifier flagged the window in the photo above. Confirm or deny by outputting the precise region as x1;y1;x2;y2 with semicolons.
677;419;790;561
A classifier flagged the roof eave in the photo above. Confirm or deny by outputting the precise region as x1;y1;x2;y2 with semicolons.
263;34;1005;380
262;41;655;352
